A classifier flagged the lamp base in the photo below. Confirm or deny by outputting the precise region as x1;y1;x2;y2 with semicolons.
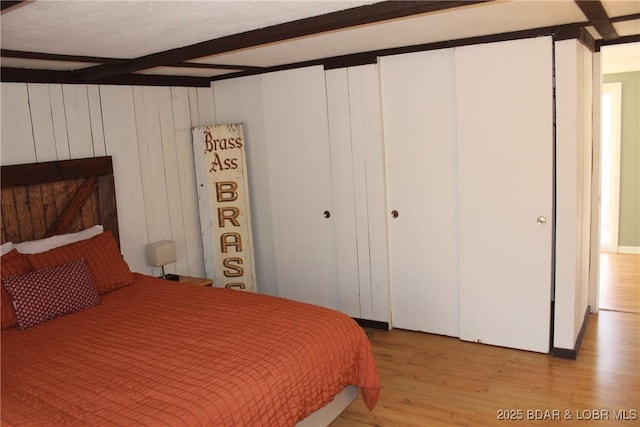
162;273;180;281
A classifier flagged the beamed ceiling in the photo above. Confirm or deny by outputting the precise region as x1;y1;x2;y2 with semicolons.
1;0;639;87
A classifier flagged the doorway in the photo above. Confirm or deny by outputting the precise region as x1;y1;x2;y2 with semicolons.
597;43;640;314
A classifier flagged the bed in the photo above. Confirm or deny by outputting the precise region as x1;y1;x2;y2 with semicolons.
0;156;380;426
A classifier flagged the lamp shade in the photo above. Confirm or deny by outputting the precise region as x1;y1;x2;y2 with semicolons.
146;240;177;267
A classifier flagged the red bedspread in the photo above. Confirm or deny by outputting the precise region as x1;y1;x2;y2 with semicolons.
1;274;379;426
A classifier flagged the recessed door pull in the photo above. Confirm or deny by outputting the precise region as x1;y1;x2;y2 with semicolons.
537;216;547;225
323;210;331;218
391;210;399;219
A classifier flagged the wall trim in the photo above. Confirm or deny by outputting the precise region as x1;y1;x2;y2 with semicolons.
618;246;640;254
353;318;389;331
552;305;591;360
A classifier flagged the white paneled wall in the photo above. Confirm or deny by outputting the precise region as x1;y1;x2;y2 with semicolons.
211;76;278;297
0;83;216;278
326;64;390;322
1;39;595;339
212;65;390;320
554;40;594;351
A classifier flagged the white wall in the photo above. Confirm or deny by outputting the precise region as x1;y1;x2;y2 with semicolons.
211;66;391;320
0;83;216;278
210;75;285;297
589;51;602;312
1;40;595;339
554;39;593;351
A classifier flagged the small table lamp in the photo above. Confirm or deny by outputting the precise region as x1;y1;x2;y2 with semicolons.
146;240;177;280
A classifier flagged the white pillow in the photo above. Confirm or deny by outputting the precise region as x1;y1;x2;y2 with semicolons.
14;225;104;254
1;242;13;256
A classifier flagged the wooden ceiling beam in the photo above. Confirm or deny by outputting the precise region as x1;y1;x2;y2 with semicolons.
1;49;126;64
73;0;491;81
611;13;640;23
0;49;262;72
596;34;640;51
575;0;619;40
0;67;212;87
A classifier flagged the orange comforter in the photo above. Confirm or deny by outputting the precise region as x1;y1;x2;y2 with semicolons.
1;274;379;426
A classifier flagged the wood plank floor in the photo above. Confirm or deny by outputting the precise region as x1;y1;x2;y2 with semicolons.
333;255;640;426
599;253;639;313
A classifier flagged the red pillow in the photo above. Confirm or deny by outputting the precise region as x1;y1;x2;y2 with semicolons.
2;259;100;329
1;249;32;329
26;231;135;294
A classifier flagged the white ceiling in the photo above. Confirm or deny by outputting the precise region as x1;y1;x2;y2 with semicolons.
200;0;587;69
602;42;640;74
1;0;639;83
1;0;377;58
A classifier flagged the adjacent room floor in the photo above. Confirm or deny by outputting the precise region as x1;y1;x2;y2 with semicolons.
333;253;640;426
599;252;640;314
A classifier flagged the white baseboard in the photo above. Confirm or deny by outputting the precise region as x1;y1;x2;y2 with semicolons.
618;246;640;254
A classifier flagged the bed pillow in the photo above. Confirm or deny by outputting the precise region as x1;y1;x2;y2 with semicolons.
26;231;135;294
1;241;13;256
1;249;32;329
2;259;100;329
14;225;104;254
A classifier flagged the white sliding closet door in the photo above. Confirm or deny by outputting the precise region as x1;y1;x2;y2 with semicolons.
381;49;460;336
455;37;553;353
260;67;338;309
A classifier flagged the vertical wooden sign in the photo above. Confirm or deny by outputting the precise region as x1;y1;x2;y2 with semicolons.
193;124;256;292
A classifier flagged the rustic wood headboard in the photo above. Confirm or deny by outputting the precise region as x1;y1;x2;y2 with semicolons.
1;156;120;247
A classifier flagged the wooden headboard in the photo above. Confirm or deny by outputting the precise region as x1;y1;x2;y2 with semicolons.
1;156;120;247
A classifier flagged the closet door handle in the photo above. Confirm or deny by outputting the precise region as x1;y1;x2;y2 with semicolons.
323;210;331;218
391;210;399;219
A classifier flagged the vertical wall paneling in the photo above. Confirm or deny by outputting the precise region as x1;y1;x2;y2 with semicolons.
26;84;57;162
351;65;390;322
555;41;580;350
87;85;107;157
456;37;553;353
588;52;602;312
63;85;95;159
326;68;361;318
358;65;391;325
171;87;205;278
195;87;216;127
157;87;189;276
380;49;460;336
187;87;200;126
213;75;278;296
1;82;213;279
48;85;70;160
0;83;36;165
261;66;338;309
186;86;214;277
0;36;594;346
214;65;389;318
133;86;171;260
182;87;215;277
347;67;374;319
186;84;216;277
326;64;390;322
554;39;593;350
580;46;593;320
100;85;150;273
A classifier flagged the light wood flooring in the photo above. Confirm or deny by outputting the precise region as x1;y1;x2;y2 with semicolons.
332;253;640;426
599;252;639;314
